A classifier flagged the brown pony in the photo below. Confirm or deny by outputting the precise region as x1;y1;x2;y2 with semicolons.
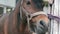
0;0;49;34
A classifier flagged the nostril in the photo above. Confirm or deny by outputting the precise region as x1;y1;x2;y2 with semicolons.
40;20;44;26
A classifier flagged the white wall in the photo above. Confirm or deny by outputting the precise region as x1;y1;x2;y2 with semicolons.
0;0;16;7
50;0;60;34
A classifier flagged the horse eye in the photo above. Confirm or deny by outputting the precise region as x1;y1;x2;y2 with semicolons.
27;1;31;5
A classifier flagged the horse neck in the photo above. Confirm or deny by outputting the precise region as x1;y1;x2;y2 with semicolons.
8;0;21;28
12;0;21;14
5;0;21;34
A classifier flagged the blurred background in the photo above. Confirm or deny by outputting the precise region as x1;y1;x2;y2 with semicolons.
0;0;19;17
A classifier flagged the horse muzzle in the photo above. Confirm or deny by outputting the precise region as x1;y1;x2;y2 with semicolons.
30;20;49;34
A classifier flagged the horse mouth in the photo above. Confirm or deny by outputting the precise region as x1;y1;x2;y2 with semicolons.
30;23;48;34
36;27;47;34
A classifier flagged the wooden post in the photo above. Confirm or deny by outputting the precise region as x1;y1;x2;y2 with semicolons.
58;0;60;34
50;0;59;34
